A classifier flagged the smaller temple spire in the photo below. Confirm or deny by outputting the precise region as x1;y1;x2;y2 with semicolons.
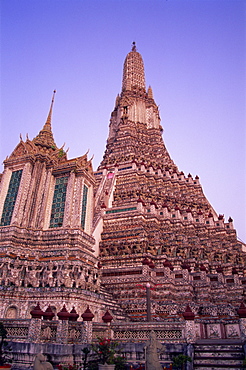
147;86;153;99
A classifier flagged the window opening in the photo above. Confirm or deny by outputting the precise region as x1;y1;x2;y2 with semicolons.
49;176;68;228
0;170;23;226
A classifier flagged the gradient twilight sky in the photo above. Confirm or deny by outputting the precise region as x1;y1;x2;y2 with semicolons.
0;0;245;242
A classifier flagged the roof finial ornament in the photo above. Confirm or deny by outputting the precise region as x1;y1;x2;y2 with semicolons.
45;89;56;127
132;41;137;52
32;89;57;149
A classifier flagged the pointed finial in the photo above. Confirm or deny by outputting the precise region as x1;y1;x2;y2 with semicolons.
132;41;136;52
45;90;56;129
32;90;57;149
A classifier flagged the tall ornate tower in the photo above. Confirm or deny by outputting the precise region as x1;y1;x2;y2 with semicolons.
0;92;111;320
94;43;246;320
98;42;175;172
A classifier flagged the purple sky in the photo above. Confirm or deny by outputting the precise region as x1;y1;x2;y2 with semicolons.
1;0;245;242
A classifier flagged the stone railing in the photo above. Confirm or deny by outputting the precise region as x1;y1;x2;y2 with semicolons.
0;316;245;369
111;321;184;342
1;316;246;344
1;318;186;344
1;318;87;344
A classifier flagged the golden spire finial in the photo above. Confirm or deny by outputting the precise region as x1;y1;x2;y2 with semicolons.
132;41;137;52
45;90;56;128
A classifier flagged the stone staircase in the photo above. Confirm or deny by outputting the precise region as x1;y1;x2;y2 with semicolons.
93;172;116;230
193;340;245;369
99;286;127;321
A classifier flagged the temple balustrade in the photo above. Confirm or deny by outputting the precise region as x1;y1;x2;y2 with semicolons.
1;316;245;345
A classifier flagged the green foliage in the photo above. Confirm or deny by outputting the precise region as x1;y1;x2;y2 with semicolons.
82;347;91;369
58;149;65;158
82;348;90;355
82;338;127;369
91;337;118;365
114;355;126;370
87;360;98;370
243;357;246;369
172;354;192;370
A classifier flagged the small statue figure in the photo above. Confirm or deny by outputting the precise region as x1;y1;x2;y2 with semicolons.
33;353;53;370
145;330;164;370
25;264;43;287
7;260;24;287
43;263;57;287
62;263;74;288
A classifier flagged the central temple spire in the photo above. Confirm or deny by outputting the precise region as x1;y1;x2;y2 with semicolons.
99;45;174;171
122;42;146;92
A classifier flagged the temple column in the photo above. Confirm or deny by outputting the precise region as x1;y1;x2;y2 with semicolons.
71;176;83;227
30;162;47;228
21;161;46;228
83;321;92;343
28;318;42;342
12;162;32;226
56;319;69;344
43;171;55;229
63;171;76;227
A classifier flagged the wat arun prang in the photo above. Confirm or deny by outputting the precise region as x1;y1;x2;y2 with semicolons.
95;42;246;320
0;43;245;329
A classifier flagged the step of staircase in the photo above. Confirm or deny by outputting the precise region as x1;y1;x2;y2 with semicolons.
193;340;245;370
99;287;127;321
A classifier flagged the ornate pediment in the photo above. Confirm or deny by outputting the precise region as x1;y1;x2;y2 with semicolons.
7;139;37;161
76;154;94;175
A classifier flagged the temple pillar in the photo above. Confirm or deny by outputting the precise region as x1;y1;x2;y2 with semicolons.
43;170;55;229
84;321;93;343
56;319;69;344
63;171;76;227
239;318;246;341
12;162;32;226
29;162;47;228
28;318;42;342
185;320;196;343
